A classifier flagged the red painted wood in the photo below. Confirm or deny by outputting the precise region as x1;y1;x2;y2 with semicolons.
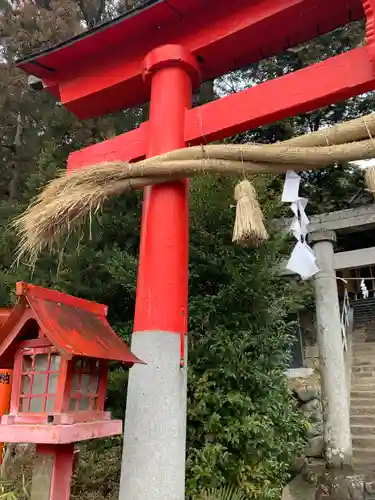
62;359;73;413
0;368;12;464
33;443;74;500
53;411;111;424
16;0;363;118
3;282;144;365
0;309;11;327
9;349;22;415
67;46;375;171
0;282;143;433
2;410;110;425
14;345;51;415
133;46;198;334
18;339;53;348
55;357;68;414
0;420;123;443
364;0;375;60
63;357;106;414
98;360;108;410
185;46;375;143
8;340;109;425
50;443;74;500
68;123;148;171
3;411;111;425
0;307;33;361
16;281;107;316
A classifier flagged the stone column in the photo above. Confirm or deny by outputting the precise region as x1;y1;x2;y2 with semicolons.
309;230;352;467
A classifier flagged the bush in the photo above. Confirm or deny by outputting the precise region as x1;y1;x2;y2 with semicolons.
185;177;307;499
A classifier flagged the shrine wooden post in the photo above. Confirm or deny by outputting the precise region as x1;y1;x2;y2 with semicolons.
15;0;375;498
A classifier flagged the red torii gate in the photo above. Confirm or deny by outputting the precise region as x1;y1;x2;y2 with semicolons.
16;0;375;499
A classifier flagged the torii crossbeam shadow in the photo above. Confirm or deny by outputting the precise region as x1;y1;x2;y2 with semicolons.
16;0;375;498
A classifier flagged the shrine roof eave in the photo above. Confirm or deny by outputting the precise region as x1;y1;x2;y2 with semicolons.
15;0;161;71
0;283;144;366
15;0;364;119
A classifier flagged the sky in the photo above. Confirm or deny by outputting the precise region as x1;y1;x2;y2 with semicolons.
353;159;375;169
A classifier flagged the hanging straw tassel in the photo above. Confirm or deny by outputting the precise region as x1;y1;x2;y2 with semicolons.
232;179;268;247
365;166;375;196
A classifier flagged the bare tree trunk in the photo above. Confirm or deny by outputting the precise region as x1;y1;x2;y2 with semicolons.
193;80;215;107
77;0;106;28
8;162;19;201
0;443;15;477
8;112;24;201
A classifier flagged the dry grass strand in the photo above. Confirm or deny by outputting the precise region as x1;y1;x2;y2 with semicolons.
232;180;268;247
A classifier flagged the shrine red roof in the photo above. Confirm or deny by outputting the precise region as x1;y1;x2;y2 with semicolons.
15;0;364;119
0;282;143;365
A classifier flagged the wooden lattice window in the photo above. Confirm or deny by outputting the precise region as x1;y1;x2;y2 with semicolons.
18;348;61;413
68;357;102;412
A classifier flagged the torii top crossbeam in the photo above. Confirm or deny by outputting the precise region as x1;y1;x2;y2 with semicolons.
17;0;366;118
16;0;375;171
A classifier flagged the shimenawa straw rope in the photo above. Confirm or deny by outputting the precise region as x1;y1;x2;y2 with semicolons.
13;112;375;262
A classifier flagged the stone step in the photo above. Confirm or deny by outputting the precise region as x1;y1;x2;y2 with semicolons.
351;399;375;407
351;380;375;388
353;448;375;459
352;406;375;415
351;425;375;436
352;465;375;472
354;357;375;365
353;348;375;354
351;391;375;398
353;367;375;372
353;436;375;448
353;462;375;472
353;357;375;363
353;366;375;373
351;385;375;392
352;370;375;382
351;415;375;425
352;384;375;392
354;351;375;358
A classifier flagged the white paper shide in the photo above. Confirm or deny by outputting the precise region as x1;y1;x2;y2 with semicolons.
282;171;319;280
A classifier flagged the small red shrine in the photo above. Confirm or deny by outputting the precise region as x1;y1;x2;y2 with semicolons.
0;281;142;444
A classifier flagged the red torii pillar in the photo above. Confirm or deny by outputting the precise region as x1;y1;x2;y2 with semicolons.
119;45;200;500
14;0;375;497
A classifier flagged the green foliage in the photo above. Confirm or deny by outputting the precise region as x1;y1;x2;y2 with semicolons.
199;486;247;500
185;177;306;499
71;439;122;500
0;471;30;499
299;163;369;215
